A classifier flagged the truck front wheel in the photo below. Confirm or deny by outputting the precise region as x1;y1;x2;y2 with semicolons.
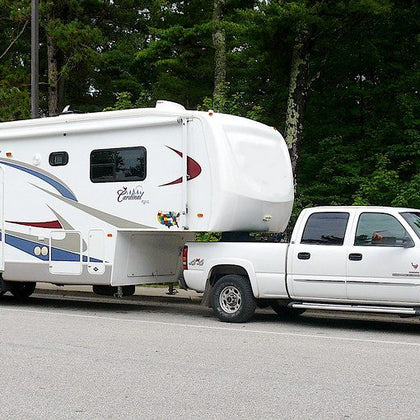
212;275;256;323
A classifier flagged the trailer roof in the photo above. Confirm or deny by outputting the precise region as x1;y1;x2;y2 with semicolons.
0;102;202;140
0;101;276;142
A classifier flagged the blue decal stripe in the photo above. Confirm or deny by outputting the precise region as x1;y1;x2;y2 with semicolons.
0;161;77;201
4;233;102;263
5;234;48;260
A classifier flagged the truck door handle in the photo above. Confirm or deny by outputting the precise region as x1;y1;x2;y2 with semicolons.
349;253;363;261
298;252;311;260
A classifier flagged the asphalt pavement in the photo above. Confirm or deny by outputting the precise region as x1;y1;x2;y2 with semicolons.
1;292;420;419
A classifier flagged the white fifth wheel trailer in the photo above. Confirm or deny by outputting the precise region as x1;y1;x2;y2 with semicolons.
0;100;293;298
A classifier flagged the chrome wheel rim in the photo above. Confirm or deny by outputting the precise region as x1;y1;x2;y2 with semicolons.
219;286;242;313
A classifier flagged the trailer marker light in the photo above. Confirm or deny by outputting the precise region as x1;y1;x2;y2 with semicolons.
197;213;203;218
208;110;214;116
6;152;12;157
107;233;113;238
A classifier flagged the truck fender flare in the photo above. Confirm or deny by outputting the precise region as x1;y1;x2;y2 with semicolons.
202;258;259;299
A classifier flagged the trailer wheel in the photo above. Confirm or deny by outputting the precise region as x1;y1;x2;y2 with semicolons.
271;302;305;317
212;275;256;323
10;282;36;299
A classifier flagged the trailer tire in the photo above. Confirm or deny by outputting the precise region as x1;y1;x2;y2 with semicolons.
212;274;256;323
271;302;305;317
10;282;36;300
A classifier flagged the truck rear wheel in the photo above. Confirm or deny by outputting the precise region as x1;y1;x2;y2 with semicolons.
212;275;256;323
10;282;36;299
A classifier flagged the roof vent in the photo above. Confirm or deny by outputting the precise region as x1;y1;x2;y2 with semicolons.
155;100;186;112
60;105;84;115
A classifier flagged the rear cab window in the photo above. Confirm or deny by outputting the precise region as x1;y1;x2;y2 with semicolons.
301;212;349;245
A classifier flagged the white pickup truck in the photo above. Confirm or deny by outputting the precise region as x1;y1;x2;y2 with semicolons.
182;206;420;322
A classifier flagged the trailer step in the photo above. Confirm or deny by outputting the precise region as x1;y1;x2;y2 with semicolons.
290;302;420;316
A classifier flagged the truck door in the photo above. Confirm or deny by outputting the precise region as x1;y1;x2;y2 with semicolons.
347;212;420;304
287;211;350;300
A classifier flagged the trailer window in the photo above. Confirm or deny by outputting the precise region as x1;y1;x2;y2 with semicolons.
301;212;349;245
90;147;146;183
49;151;69;166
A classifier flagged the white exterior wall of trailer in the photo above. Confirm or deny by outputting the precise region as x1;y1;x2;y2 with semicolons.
202;112;294;232
0;102;293;288
0;108;199;286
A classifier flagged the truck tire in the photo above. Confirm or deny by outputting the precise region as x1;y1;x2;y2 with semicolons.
10;282;36;299
212;274;256;323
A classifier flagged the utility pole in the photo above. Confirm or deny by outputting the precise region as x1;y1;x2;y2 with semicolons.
31;0;39;118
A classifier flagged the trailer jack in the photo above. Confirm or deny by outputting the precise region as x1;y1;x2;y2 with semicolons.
166;283;178;295
114;286;124;299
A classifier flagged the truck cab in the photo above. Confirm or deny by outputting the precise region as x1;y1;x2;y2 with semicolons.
183;206;420;322
287;207;419;304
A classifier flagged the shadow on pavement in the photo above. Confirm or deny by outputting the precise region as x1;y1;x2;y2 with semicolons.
0;293;214;319
253;310;420;335
1;293;419;334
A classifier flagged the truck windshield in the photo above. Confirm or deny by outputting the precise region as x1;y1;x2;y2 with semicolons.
401;212;420;239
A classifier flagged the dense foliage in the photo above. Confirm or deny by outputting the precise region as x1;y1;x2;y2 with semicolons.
1;0;419;209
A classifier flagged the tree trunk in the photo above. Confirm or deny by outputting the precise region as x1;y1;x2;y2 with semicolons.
212;0;226;98
47;34;60;116
47;34;65;116
284;26;313;178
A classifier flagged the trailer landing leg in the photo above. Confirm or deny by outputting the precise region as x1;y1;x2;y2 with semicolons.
114;286;124;299
166;283;178;295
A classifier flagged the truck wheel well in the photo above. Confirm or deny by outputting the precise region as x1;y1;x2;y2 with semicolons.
209;265;249;286
200;265;250;308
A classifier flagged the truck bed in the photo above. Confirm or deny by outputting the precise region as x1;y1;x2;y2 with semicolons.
184;241;289;298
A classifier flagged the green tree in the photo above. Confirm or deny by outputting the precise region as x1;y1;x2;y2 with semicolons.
84;1;160;111
0;0;31;121
299;0;419;207
40;0;104;115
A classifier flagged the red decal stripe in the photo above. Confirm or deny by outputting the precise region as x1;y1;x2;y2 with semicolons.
8;220;63;229
159;147;202;187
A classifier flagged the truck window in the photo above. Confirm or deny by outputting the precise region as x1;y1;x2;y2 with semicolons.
354;213;411;246
90;147;146;183
301;212;349;245
401;212;420;240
